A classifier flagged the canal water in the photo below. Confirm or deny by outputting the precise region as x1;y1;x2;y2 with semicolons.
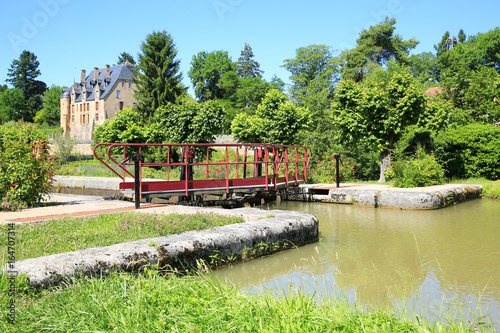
215;198;500;329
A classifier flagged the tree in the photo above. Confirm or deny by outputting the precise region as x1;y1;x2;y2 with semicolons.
458;29;467;43
236;43;263;78
438;28;500;74
231;89;310;145
0;88;25;123
34;85;63;126
408;52;439;83
5;50;46;121
117;52;136;65
93;108;146;144
189;50;234;102
440;64;500;124
153;100;225;144
341;17;419;82
134;31;186;119
283;44;339;105
332;70;426;182
219;71;274;111
434;31;451;57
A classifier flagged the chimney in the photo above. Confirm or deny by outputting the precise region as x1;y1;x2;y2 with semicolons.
93;67;98;81
80;69;86;83
105;64;110;78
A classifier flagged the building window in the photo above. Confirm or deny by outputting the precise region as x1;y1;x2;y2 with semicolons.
96;102;99;110
121;82;124;88
116;90;121;99
128;83;132;88
119;102;124;110
72;105;74;112
87;103;89;111
95;113;99;122
80;104;82;112
83;104;86;112
83;114;85;124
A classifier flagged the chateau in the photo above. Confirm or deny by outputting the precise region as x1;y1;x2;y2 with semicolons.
60;62;137;140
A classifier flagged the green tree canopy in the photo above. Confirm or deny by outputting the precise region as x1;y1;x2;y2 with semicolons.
5;50;46;121
153;100;225;144
117;52;136;65
441;64;500;124
332;69;426;181
282;44;339;105
189;50;234;102
134;30;186;119
438;28;500;73
34;85;63;126
236;43;263;78
93;108;146;144
341;17;419;82
0;88;25;124
231;89;310;145
408;52;439;83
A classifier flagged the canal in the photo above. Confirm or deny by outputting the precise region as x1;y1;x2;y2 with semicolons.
215;198;500;329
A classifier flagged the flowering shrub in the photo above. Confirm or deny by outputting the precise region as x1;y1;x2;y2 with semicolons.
307;154;356;184
0;121;57;211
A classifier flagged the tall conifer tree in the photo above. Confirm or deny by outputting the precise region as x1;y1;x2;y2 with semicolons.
236;43;263;78
134;31;186;119
6;50;46;121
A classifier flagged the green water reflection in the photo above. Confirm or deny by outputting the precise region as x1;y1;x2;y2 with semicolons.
215;198;500;327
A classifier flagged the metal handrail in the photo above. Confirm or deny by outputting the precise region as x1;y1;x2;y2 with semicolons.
93;142;311;203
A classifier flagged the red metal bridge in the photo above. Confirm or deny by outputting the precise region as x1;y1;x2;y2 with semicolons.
93;143;311;208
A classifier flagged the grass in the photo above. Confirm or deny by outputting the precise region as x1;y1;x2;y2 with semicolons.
1;268;495;332
0;212;243;262
448;177;500;199
0;269;426;333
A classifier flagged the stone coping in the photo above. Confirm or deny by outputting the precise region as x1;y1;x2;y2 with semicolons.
284;184;483;209
5;206;319;288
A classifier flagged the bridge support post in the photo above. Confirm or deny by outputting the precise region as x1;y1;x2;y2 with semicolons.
132;153;143;209
335;154;340;188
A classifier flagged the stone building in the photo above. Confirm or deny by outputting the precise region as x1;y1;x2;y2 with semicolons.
60;62;137;140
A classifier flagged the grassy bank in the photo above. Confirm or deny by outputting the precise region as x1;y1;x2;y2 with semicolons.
0;212;243;262
448;178;500;199
2;269;483;333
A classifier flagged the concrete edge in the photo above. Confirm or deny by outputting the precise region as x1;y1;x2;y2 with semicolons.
327;185;483;209
283;184;483;209
4;207;319;288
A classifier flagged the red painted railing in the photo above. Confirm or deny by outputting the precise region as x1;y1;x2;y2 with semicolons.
93;143;311;199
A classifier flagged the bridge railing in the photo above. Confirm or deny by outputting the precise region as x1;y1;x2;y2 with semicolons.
93;143;311;198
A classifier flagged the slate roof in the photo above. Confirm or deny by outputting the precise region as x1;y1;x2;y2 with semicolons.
60;62;136;102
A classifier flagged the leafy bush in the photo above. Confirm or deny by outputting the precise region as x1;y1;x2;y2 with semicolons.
307;154;356;184
52;133;78;164
0;121;57;210
388;146;445;188
434;123;500;180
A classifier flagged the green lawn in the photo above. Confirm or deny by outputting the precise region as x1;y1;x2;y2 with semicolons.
0;212;243;262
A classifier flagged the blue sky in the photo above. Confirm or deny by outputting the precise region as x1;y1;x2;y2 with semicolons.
1;0;498;97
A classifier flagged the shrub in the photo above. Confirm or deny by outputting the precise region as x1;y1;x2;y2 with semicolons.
434;123;500;180
0;121;57;210
52;133;79;164
307;154;356;184
388;146;445;188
